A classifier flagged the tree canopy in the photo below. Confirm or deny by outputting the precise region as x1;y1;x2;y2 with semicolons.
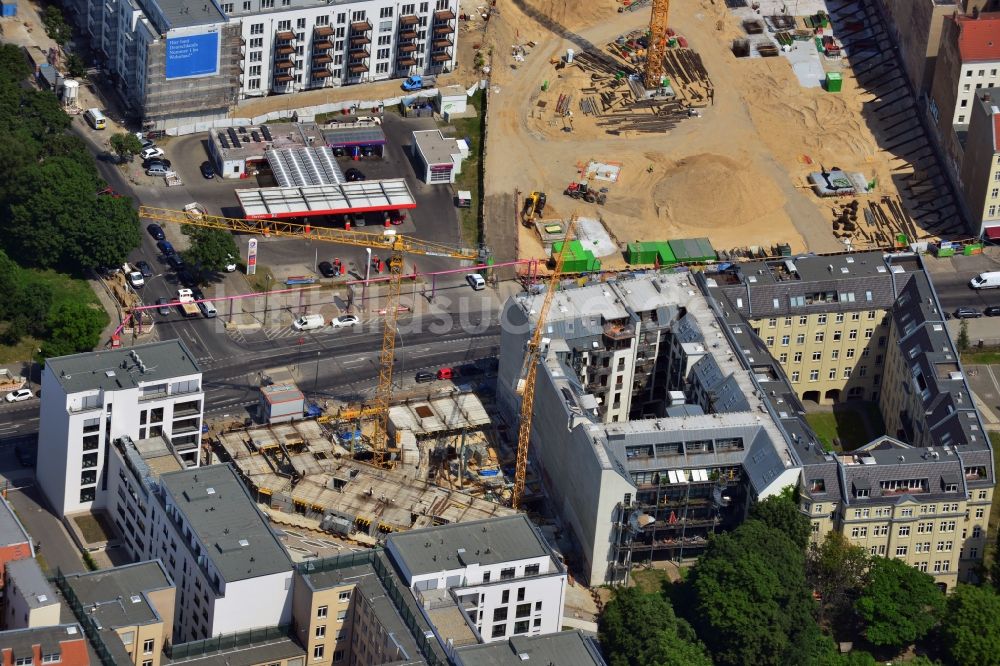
807;531;870;626
854;557;944;649
940;585;1000;666
598;587;710;666
109;132;142;163
748;491;812;550
182;226;239;277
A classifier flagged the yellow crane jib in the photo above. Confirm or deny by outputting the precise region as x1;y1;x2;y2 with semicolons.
512;219;576;509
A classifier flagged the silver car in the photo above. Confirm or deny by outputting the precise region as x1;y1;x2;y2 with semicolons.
146;164;172;177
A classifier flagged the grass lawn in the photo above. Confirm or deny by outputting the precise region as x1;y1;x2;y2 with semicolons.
73;513;113;544
444;89;484;247
630;568;672;594
805;401;886;452
961;350;1000;364
0;269;106;364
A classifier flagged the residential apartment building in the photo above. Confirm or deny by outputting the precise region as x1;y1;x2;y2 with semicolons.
880;0;962;92
385;516;567;644
36;341;204;517
498;273;801;585
0;496;34;587
0;624;90;666
108;436;294;644
959;87;1000;238
63;0;457;129
57;561;175;666
929;11;1000;174
453;631;605;666
721;256;995;591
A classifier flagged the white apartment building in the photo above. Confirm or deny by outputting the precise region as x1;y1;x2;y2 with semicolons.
385;515;567;644
37;341;204;518
109;437;294;643
64;0;457;129
960;87;1000;239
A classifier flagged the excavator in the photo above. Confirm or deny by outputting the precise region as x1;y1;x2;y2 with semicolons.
520;191;547;226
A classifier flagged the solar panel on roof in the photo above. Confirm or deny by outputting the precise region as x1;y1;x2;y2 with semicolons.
261;125;273;142
239;126;248;134
218;132;230;149
227;128;239;145
251;131;261;142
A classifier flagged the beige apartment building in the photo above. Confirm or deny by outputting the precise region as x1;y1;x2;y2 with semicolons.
713;252;994;591
959;87;1000;239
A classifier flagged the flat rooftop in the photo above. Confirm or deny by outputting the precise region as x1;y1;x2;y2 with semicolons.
412;130;461;165
62;561;172;628
387;515;551;578
160;464;291;583
0;495;30;548
237;180;417;219
145;0;225;30
0;625;85;660
6;558;56;610
268;147;345;188
46;340;200;395
455;631;606;666
388;393;491;436
134;435;185;475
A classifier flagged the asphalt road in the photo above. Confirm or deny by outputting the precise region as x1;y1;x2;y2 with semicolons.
925;253;1000;312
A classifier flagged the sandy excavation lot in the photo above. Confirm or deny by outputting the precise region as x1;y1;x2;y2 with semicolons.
477;0;926;267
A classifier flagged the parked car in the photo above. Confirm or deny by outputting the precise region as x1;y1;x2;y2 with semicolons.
156;239;175;255
147;223;165;240
141;146;165;160
954;307;983;319
145;164;172;177
436;367;454;380
166;254;185;270
156;297;171;316
331;314;359;328
466;273;486;290
224;255;237;272
344;168;366;182
457;363;483;377
318;261;336;277
5;388;34;403
200;161;215;179
136;260;153;278
143;157;171;169
127;270;145;288
415;371;435;383
292;314;325;331
985;306;1000;317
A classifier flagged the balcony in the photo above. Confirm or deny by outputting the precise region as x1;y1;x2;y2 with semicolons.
350;34;371;46
434;8;456;21
313;38;333;50
312;53;333;65
349;48;370;60
314;25;334;37
348;63;369;74
432;37;453;49
431;52;452;63
399;14;418;26
275;43;295;55
274;60;294;70
433;24;455;36
275;30;295;41
397;56;417;67
603;321;635;341
274;73;294;83
350;20;372;32
398;42;418;53
311;67;332;78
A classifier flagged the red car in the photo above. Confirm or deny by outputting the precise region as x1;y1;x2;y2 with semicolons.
98;187;123;198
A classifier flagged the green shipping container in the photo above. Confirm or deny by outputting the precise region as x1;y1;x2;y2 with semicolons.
626;242;657;265
669;237;716;263
826;72;842;93
654;242;677;266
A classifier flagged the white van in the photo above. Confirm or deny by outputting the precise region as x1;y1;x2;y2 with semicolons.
84;108;106;130
969;272;1000;289
292;314;325;331
199;300;218;318
466;273;486;290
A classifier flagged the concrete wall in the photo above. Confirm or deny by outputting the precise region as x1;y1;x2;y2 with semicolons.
880;0;955;92
959;93;1000;236
214;569;293;636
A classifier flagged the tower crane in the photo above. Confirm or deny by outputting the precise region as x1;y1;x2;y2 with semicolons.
139;206;483;467
644;0;670;90
512;220;575;509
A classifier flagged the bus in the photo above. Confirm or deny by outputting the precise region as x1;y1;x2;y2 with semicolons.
84;108;106;130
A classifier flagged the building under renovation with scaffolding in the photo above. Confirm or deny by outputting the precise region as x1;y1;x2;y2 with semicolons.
212;391;514;542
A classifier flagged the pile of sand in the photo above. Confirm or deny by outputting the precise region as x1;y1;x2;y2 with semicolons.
652;153;786;229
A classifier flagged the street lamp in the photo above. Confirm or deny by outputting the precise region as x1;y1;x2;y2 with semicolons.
263;273;273;323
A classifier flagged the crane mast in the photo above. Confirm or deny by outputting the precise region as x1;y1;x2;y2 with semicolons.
644;0;670;90
512;221;576;509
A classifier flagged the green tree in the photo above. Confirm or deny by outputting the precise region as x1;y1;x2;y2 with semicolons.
749;491;811;550
958;320;970;353
65;53;87;78
182;226;238;276
42;300;107;358
108;132;142;163
940;585;1000;666
807;531;870;625
41;5;71;44
599;587;710;666
0;43;31;82
72;196;141;270
854;557;943;650
688;519;820;666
